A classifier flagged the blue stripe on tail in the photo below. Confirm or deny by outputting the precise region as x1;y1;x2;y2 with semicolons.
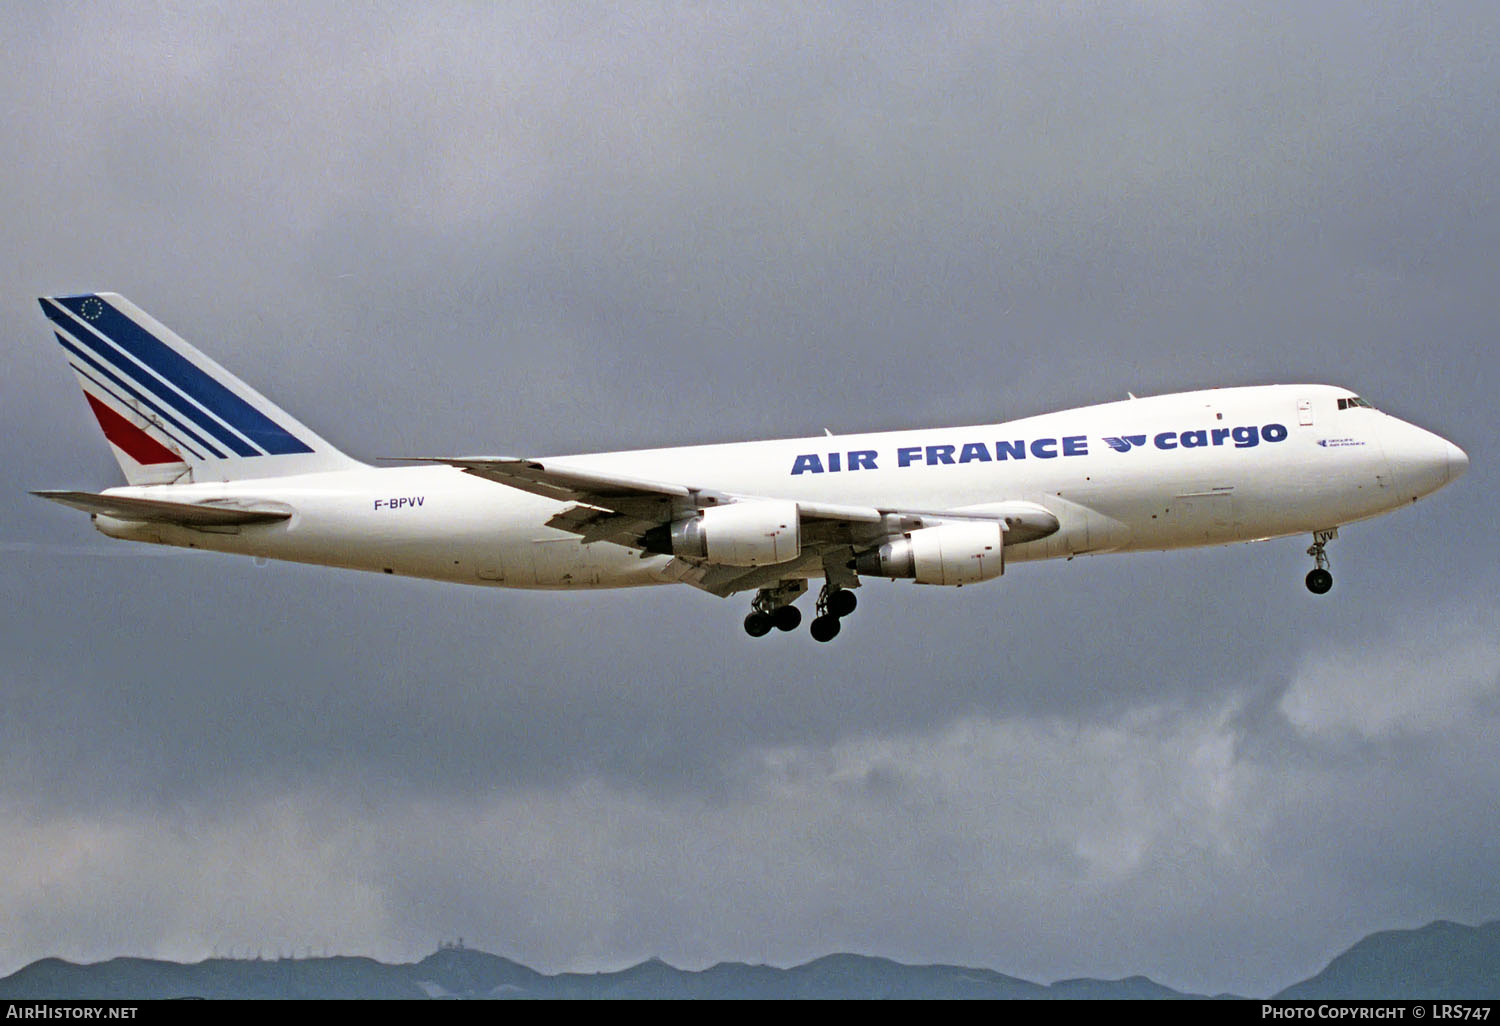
69;360;209;461
53;331;229;459
43;295;314;456
44;302;256;457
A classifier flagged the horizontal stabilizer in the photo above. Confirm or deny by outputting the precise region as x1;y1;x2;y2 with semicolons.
31;490;293;527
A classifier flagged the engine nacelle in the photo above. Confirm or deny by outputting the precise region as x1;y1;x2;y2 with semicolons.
663;499;802;567
853;521;1004;586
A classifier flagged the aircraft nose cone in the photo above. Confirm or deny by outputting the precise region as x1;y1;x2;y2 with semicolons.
1446;439;1469;482
1385;424;1465;499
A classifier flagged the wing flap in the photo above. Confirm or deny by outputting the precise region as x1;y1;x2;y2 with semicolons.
407;456;698;521
415;456;697;500
544;504;660;547
659;551;827;597
32;490;293;527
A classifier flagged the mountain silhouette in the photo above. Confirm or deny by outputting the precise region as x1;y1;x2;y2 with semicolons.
1276;920;1500;999
3;919;1496;999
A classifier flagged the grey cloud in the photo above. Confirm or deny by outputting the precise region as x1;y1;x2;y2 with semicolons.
5;617;1498;996
2;0;1497;999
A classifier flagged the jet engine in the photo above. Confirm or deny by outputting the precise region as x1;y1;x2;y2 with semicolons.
853;521;1004;586
646;499;802;567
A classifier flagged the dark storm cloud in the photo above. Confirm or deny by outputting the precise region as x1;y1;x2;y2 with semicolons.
2;0;1497;997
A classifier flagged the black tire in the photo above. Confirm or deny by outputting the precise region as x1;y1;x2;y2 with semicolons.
744;612;774;637
809;615;841;642
773;604;802;632
1305;568;1333;595
828;589;857;618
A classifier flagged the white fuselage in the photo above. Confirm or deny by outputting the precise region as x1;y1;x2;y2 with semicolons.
89;384;1466;592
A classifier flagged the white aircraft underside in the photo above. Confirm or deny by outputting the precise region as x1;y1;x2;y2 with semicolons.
34;293;1468;641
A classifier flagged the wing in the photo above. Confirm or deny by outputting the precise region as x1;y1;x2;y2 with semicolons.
411;456;1059;597
32;489;293;527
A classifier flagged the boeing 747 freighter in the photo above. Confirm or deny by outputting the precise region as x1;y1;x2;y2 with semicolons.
34;293;1468;641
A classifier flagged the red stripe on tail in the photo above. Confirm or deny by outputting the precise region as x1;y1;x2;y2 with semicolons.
83;393;183;466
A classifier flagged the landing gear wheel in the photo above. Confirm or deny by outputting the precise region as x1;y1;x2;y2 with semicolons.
809;615;841;642
1305;529;1337;596
772;605;802;632
744;612;774;637
827;589;857;618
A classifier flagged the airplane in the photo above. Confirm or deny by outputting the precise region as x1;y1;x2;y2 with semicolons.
33;293;1469;642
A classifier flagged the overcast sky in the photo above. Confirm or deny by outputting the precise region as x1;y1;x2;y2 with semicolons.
2;2;1496;997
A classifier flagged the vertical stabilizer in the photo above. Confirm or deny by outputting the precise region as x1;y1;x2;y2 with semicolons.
40;293;364;484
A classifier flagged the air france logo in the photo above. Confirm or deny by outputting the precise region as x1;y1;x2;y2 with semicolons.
789;423;1288;474
791;436;1087;475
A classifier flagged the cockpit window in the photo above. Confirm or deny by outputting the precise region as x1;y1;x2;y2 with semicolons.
1337;396;1376;411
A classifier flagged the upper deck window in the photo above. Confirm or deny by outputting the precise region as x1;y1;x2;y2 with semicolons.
1337;396;1375;411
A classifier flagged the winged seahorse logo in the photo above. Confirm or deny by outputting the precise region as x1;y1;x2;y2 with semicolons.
1102;434;1148;453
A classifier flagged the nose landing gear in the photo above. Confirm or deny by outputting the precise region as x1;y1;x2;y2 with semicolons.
1305;528;1337;595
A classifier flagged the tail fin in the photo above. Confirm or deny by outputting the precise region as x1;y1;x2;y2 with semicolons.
39;293;363;484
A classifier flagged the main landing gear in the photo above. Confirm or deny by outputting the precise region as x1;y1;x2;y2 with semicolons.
744;580;807;637
808;584;857;643
744;604;800;636
743;581;858;641
1305;528;1337;595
